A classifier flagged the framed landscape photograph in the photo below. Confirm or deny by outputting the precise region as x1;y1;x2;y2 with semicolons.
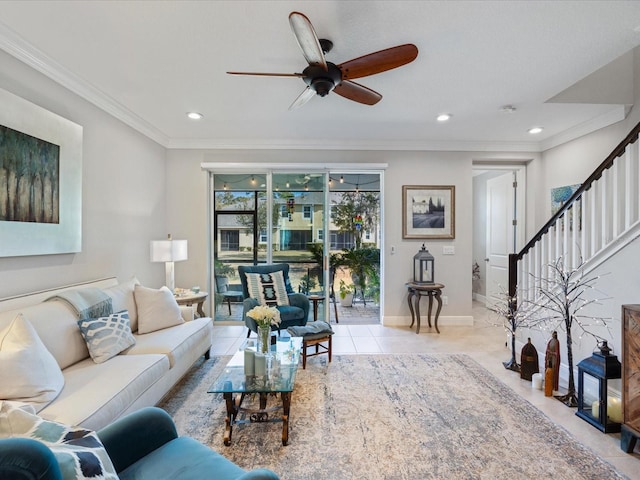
402;185;455;239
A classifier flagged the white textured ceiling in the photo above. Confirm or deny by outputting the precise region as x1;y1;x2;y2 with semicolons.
1;0;640;151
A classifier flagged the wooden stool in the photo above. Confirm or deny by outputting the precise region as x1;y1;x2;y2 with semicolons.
287;321;334;369
301;333;332;369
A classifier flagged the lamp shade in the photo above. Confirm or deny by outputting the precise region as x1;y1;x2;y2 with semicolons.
150;237;188;263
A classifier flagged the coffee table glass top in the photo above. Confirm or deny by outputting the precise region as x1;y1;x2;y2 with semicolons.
207;337;302;394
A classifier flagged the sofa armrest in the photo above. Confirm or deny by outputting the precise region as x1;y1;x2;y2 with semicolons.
179;305;194;322
97;407;178;474
236;469;281;480
288;293;310;321
0;437;63;480
242;297;260;332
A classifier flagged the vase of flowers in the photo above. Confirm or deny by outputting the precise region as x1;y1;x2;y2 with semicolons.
247;305;281;354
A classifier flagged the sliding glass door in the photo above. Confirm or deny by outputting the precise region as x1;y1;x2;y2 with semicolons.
210;169;382;325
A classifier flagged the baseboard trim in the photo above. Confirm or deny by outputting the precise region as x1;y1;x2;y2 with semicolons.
382;315;474;327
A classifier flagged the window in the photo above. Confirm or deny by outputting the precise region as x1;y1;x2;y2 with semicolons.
220;230;240;251
280;205;288;218
303;205;312;220
317;229;324;241
259;228;267;243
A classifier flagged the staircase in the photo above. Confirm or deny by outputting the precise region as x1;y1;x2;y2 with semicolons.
509;121;640;305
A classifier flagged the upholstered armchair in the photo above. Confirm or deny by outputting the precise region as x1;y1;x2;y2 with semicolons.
238;264;310;337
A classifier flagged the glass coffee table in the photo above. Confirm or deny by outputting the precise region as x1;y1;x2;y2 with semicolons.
208;337;302;446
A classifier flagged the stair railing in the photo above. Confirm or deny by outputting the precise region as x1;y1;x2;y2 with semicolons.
509;121;640;304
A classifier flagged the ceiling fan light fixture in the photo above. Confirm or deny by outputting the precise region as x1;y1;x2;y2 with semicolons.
311;77;335;96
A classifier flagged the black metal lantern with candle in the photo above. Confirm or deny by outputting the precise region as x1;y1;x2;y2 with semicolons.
413;244;435;284
576;341;622;433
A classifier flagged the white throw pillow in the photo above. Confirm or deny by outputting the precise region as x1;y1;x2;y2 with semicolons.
102;276;140;331
134;285;184;334
78;311;136;364
0;315;65;412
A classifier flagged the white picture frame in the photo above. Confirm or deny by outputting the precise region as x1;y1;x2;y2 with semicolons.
0;87;82;257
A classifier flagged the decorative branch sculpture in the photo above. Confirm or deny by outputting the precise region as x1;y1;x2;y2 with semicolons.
488;288;542;372
526;256;612;407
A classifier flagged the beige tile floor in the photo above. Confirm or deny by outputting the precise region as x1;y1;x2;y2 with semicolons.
210;302;640;478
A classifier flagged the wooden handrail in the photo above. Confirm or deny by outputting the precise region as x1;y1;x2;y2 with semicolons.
508;120;640;299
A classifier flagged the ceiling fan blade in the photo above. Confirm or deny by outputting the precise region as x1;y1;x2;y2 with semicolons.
227;71;304;78
289;11;327;70
288;86;316;110
338;44;418;80
333;80;382;105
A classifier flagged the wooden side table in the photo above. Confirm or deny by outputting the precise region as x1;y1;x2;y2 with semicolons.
175;291;208;318
307;294;325;321
405;282;444;334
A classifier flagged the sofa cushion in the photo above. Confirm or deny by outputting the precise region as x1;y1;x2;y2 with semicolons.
124;317;211;368
0;315;64;412
102;277;140;332
134;285;184;334
78;311;136;364
245;271;290;307
118;436;246;480
40;354;169;430
0;401;118;480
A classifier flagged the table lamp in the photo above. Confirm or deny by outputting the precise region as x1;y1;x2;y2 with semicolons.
150;234;188;293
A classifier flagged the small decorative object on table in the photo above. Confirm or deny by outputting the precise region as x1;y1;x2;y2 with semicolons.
247;305;281;354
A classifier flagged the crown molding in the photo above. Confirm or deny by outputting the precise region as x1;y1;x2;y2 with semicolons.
539;106;628;152
167;137;544;152
0;21;169;147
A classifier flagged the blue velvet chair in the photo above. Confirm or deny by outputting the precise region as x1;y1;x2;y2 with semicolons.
0;407;279;480
238;264;310;337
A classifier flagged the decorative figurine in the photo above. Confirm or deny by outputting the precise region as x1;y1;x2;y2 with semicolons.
545;331;561;392
520;338;539;381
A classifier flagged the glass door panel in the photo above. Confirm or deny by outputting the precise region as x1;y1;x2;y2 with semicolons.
329;173;381;316
271;173;324;298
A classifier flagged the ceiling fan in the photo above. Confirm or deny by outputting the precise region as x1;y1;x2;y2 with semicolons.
227;11;418;110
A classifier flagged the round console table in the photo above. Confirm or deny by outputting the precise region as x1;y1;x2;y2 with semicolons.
405;282;445;334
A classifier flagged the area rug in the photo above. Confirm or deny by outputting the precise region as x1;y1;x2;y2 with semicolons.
159;354;626;480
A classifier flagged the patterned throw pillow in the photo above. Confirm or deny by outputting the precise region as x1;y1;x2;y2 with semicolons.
0;401;118;480
246;271;290;306
78;311;136;364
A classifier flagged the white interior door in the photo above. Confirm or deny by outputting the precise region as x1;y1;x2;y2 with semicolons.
485;171;516;309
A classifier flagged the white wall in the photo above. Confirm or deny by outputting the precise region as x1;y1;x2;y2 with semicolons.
0;50;168;298
166;148;487;323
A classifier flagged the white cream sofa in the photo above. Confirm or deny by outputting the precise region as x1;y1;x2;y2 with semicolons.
0;277;213;430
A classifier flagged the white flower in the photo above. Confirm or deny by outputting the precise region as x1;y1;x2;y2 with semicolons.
247;305;281;328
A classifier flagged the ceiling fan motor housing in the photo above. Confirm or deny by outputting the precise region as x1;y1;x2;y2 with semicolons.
303;63;342;97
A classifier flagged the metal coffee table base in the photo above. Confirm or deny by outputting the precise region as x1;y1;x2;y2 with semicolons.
223;391;292;446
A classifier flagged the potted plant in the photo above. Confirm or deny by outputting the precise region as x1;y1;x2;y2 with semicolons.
339;279;356;307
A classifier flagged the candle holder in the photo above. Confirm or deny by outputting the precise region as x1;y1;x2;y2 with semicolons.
576;341;622;433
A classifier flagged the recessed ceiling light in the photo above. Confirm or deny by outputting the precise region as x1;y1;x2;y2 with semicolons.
528;127;543;134
187;112;203;120
499;105;517;113
437;113;451;122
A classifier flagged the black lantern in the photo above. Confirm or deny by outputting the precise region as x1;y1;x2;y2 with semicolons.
576;341;622;433
413;244;435;284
